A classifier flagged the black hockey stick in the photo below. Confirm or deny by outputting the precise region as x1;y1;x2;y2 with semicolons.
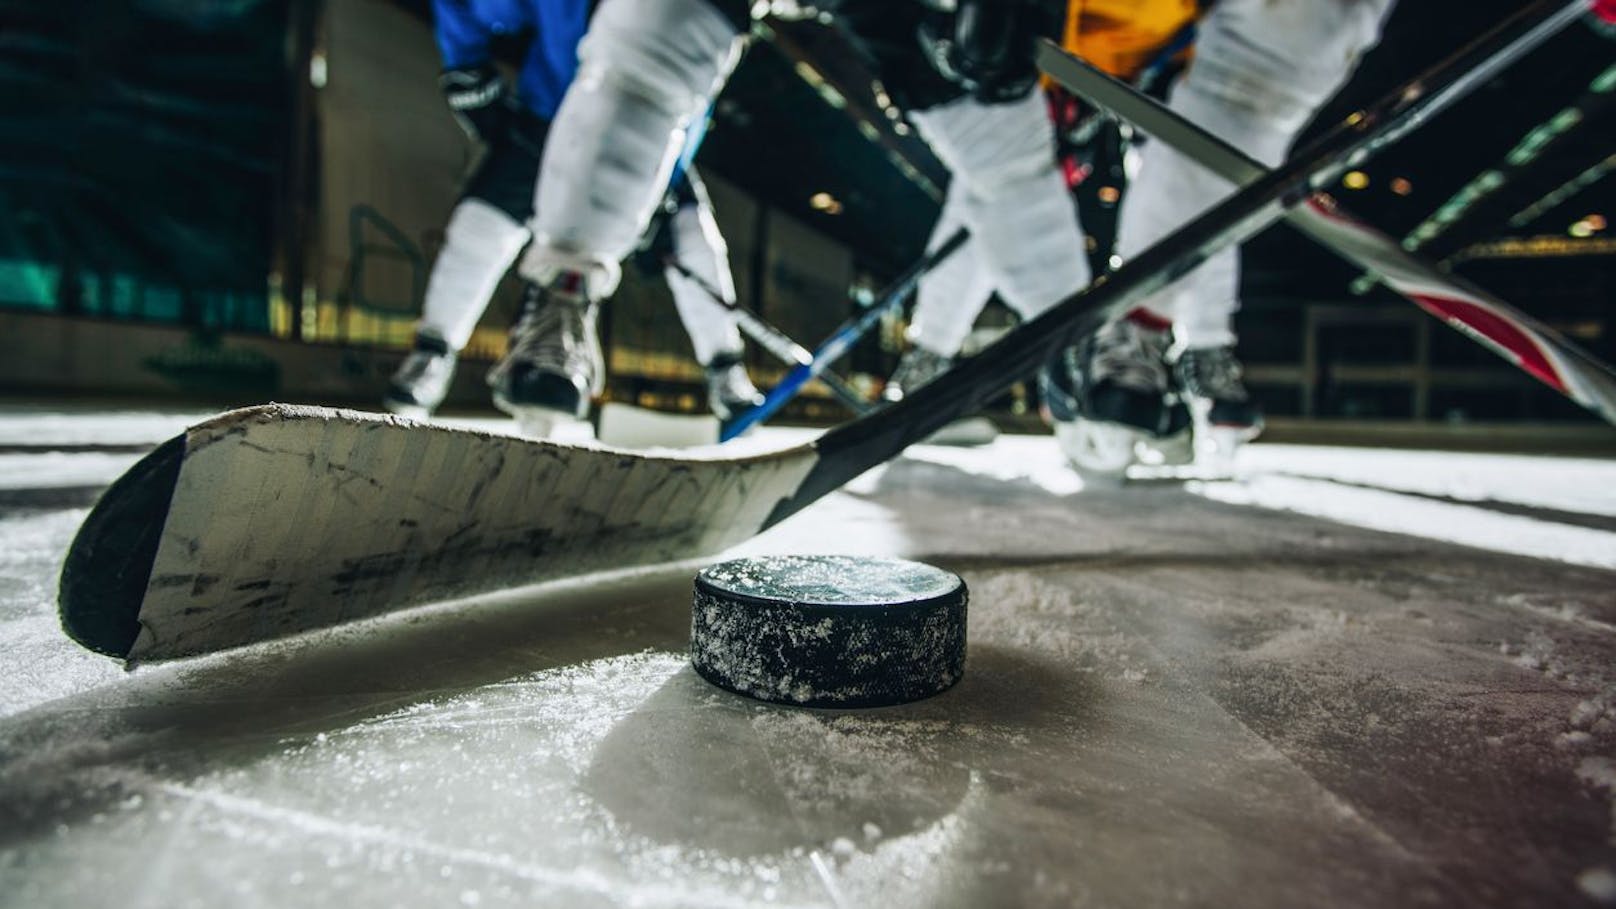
766;0;1586;523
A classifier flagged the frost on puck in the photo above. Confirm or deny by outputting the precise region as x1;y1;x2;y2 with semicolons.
690;555;967;708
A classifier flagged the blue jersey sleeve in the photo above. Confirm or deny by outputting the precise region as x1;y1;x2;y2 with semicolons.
514;0;586;119
432;0;494;70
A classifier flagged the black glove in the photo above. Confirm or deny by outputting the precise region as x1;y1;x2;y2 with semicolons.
918;0;1038;103
630;193;680;279
440;64;507;143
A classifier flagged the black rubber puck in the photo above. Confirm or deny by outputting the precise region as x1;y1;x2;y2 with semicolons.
690;555;968;708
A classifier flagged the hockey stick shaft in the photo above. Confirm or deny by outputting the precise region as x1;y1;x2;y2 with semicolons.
721;226;971;440
766;0;1579;524
1034;3;1616;423
661;255;873;415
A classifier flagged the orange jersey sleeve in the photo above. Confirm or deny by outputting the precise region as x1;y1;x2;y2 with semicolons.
1061;0;1200;81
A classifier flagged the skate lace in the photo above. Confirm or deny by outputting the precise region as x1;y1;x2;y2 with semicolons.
510;294;595;375
892;347;951;390
1177;347;1248;401
1089;320;1169;392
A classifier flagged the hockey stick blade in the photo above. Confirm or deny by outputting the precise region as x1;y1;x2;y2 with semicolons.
60;406;819;661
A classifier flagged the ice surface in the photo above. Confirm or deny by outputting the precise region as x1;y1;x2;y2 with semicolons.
1238;444;1616;517
2;411;1615;906
0;403;211;447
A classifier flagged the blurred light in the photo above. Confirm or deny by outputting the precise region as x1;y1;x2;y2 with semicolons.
810;192;843;215
1508;153;1616;227
1447;235;1616;263
793;61;824;87
1108;255;1123;270
1389;177;1413;196
1506;108;1582;166
1585;214;1607;230
1342;171;1369;190
1096;185;1121;204
1570;221;1594;238
309;52;327;89
1594;63;1616;94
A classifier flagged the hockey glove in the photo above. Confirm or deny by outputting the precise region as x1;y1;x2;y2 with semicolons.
440;64;507;143
918;0;1039;103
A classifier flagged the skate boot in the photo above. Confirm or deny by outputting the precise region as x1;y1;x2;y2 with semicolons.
704;351;764;421
488;272;603;437
383;332;456;419
882;344;953;404
1039;314;1191;479
1174;345;1264;464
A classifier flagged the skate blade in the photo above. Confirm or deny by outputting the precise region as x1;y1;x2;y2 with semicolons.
1052;420;1143;484
1205;423;1262;452
1125;463;1239;485
491;398;566;439
1135;427;1194;468
595;402;719;450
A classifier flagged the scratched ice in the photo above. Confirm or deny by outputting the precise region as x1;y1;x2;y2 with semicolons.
2;407;1615;907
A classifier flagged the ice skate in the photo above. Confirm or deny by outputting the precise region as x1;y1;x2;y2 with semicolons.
383;332;456;420
1040;315;1190;480
882;344;953;404
704;351;764;422
1175;345;1264;468
488;272;603;436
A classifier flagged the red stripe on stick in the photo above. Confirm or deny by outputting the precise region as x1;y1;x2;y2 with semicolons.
1408;293;1569;393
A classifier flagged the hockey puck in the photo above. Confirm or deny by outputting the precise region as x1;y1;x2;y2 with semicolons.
690;555;967;708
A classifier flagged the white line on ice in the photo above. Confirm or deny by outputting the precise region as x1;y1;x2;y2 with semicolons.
155;782;824;909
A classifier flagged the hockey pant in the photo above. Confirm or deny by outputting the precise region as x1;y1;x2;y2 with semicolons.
902;87;1091;357
1116;0;1398;348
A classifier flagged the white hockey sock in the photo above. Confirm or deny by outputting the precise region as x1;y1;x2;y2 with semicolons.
420;198;530;351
